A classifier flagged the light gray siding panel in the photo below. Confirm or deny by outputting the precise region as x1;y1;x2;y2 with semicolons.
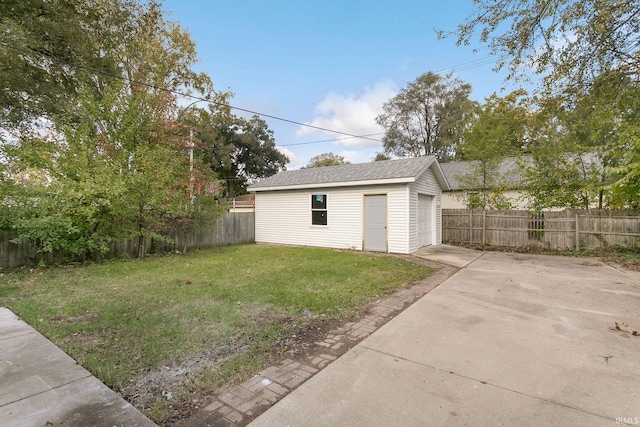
384;185;410;254
409;168;443;252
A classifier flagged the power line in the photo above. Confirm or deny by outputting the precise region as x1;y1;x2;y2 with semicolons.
0;40;508;149
0;40;383;143
279;133;385;147
434;56;502;75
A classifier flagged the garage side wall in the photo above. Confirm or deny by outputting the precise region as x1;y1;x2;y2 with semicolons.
254;184;410;253
409;168;443;252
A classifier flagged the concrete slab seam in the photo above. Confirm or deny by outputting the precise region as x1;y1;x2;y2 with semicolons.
0;372;95;408
0;330;36;342
358;344;616;424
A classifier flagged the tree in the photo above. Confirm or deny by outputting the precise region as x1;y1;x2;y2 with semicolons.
446;0;640;205
0;0;117;128
455;90;531;209
447;0;640;92
523;76;640;210
182;102;288;198
522;109;598;211
375;72;475;161
302;153;351;168
373;152;391;162
194;108;288;198
1;0;222;259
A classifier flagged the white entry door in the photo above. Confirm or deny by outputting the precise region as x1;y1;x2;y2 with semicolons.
364;195;387;252
418;194;433;248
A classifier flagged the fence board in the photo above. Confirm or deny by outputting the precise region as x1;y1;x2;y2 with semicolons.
0;212;255;269
443;209;640;250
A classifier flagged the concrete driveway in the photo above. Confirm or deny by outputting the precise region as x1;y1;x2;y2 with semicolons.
250;247;640;426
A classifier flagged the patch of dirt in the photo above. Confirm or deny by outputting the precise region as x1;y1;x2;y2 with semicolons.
267;316;345;359
603;257;640;271
579;261;603;267
119;254;451;425
119;315;347;424
120;338;245;412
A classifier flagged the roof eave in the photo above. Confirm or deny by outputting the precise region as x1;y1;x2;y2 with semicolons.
248;176;416;192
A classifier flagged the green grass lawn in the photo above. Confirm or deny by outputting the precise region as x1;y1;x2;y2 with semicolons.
0;244;431;422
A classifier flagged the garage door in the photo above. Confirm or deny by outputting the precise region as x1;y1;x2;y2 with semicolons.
418;194;432;248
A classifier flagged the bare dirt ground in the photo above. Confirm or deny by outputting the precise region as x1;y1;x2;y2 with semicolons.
120;315;345;422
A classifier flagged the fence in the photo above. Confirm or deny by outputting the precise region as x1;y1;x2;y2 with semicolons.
0;212;255;269
442;209;640;250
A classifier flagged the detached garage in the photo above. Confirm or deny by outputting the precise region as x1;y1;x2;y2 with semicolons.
247;156;450;254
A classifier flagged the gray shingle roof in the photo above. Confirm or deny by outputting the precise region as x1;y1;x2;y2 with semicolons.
440;157;525;190
249;156;444;191
440;153;605;190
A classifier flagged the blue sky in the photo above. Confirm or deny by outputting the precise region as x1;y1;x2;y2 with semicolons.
162;0;523;169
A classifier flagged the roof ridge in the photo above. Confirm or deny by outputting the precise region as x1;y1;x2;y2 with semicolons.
249;156;437;190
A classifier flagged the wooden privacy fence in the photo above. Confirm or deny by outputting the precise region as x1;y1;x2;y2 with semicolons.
442;209;640;250
0;212;255;269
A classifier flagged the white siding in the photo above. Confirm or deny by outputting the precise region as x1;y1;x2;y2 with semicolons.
441;192;467;209
255;184;411;253
408;168;443;252
384;185;410;254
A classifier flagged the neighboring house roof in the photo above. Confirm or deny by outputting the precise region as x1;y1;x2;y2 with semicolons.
248;156;450;192
440;157;525;190
440;152;603;191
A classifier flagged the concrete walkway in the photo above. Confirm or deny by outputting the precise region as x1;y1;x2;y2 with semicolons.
250;246;640;426
0;308;156;427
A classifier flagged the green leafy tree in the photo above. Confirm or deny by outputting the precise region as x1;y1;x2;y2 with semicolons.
212;115;288;198
0;0;117;127
185;105;288;198
302;153;351;168
446;0;639;92
456;90;530;209
373;152;391;162
446;0;640;206
574;75;640;210
523;75;639;210
523;126;599;210
1;0;222;259
375;72;476;161
523;104;604;210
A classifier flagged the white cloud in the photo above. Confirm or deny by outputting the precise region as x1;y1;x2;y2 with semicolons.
338;150;374;164
276;145;304;170
296;80;397;148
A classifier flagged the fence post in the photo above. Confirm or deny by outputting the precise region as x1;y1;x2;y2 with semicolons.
482;210;486;246
575;213;580;251
469;210;473;245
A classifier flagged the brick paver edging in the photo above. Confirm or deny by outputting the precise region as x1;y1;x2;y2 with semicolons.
179;257;456;427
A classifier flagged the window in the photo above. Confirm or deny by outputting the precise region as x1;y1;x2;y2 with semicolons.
311;194;327;225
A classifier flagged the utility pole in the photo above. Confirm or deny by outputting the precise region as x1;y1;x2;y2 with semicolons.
189;127;194;206
177;99;209;207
